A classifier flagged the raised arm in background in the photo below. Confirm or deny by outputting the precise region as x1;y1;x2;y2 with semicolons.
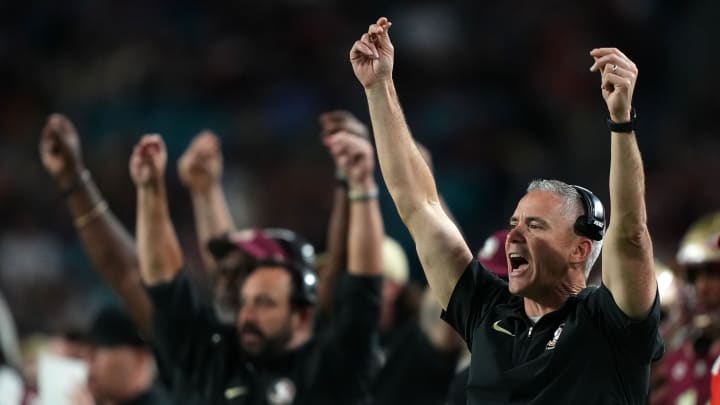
325;131;383;277
350;17;472;308
590;48;656;319
39;114;153;335
317;110;371;315
130;135;183;285
177;131;236;274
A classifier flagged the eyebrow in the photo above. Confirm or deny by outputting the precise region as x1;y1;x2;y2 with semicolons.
509;216;551;228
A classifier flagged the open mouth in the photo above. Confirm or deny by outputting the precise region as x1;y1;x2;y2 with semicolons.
508;253;529;274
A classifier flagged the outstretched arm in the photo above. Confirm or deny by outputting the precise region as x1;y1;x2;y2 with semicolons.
39;114;153;335
317;111;371;314
178;131;236;275
325;131;383;277
130;135;183;285
590;48;655;319
350;17;472;308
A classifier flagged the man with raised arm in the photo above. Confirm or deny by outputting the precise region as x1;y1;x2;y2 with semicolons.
350;17;662;404
38;114;153;337
131;131;383;404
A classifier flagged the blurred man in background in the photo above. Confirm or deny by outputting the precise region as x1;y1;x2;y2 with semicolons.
74;307;169;405
318;110;464;404
652;212;720;404
132;130;383;404
38;114;154;337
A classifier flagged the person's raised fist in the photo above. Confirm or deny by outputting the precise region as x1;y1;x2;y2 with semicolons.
129;134;167;189
39;114;85;189
350;17;394;90
178;130;223;192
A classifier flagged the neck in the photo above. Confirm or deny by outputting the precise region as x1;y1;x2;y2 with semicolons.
523;296;567;318
524;274;585;318
286;326;312;351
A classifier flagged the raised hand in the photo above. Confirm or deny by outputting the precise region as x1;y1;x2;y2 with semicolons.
129;134;167;188
319;110;369;140
350;17;394;89
589;48;638;123
178;131;223;192
324;132;375;188
39;114;85;189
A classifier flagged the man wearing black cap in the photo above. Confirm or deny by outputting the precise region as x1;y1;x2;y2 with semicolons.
130;128;383;404
81;307;169;404
350;17;662;404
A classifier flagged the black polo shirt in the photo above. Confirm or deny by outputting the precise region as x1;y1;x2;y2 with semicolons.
147;271;380;405
441;260;663;405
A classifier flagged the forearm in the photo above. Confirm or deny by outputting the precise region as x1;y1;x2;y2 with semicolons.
189;183;236;273
137;184;183;285
607;132;648;234
65;179;153;334
603;131;655;316
347;179;383;276
318;186;350;314
365;80;439;221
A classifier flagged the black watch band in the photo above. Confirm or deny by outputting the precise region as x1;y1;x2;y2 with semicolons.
607;109;637;133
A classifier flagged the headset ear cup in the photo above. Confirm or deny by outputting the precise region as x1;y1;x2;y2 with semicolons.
575;216;603;241
572;185;606;241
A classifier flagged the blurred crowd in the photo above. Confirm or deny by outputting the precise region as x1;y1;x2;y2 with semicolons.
1;0;720;404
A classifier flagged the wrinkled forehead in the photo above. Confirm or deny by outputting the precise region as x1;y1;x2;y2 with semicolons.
512;190;576;224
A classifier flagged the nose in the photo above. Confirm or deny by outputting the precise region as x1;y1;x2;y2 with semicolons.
237;303;255;327
507;225;525;244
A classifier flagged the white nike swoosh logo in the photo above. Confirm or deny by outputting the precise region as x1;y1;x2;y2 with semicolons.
492;320;515;336
225;386;248;399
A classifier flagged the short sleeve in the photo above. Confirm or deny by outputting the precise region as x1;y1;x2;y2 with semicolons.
146;272;230;373
441;260;511;348
581;284;664;363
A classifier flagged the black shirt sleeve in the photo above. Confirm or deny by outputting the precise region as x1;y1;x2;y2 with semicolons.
440;260;511;349
581;283;664;364
328;273;382;361
146;271;231;373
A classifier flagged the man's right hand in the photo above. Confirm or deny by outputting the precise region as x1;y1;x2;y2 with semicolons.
350;17;394;90
319;110;369;140
324;132;376;188
39;114;85;189
178;131;223;192
129;135;167;189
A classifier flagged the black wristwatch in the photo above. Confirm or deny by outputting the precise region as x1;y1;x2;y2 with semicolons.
607;109;636;133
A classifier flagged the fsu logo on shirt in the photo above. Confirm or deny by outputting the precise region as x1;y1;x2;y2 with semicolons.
267;378;297;405
545;324;565;350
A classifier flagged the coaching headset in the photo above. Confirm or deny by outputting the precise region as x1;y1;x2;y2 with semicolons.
262;228;318;307
572;185;606;241
207;227;318;307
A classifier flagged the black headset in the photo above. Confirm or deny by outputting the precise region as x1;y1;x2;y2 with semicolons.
206;228;318;307
572;185;606;241
262;228;318;308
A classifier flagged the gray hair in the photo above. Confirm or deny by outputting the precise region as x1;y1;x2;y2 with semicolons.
526;179;603;277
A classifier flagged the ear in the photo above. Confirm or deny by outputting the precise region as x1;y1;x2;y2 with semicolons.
570;237;593;268
292;307;314;330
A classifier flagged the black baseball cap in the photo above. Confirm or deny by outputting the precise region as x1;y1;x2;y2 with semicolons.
87;307;146;348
